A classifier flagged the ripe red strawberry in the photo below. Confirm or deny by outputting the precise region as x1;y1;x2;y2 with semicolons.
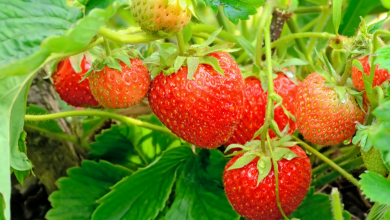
225;73;299;146
51;56;99;108
148;52;245;148
223;145;311;220
89;59;150;109
352;56;390;91
295;73;365;145
131;0;191;34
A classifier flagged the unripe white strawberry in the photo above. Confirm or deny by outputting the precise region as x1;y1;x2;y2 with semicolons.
131;0;192;34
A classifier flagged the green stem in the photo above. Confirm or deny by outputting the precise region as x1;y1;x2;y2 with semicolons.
312;145;360;175
255;2;272;67
300;16;321;32
366;30;390;123
192;33;224;44
49;37;104;60
103;38;111;56
25;111;175;137
176;30;186;56
260;17;275;151
241;20;250;40
267;136;289;220
24;124;78;145
307;8;332;55
331;188;344;220
294;6;327;14
337;59;352;86
217;7;234;34
98;26;170;43
192;24;239;44
286;18;314;71
374;86;384;105
292;135;361;188
263;32;336;54
312;157;363;188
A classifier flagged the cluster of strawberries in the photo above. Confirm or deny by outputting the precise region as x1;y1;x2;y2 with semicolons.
50;0;390;219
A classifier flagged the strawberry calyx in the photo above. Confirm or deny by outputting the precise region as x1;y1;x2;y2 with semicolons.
352;122;377;152
315;50;365;110
224;136;301;186
79;46;142;83
144;28;240;79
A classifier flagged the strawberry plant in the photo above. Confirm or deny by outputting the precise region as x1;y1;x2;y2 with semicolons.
3;0;390;220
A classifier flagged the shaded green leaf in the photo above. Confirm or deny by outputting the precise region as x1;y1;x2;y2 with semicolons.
375;47;390;72
333;0;342;34
92;147;193;220
339;0;383;36
360;171;390;205
46;160;132;220
289;187;351;220
165;150;239;220
235;36;255;62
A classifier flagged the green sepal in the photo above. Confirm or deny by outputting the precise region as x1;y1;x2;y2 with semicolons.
224;144;248;153
272;135;293;148
187;57;200;80
252;125;265;141
227;152;257;170
315;65;334;83
256;156;272;186
69;53;85;73
273;147;299;161
79;46;140;83
334;86;347;103
352;59;364;73
145;28;235;80
281;104;296;122
346;87;365;111
353;124;375;152
270;120;283;138
174;56;187;73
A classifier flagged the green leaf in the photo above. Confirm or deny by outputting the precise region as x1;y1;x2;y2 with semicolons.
187;57;200;80
81;117;106;139
182;24;193;43
333;0;342;34
92;147;193;220
89;124;145;170
235;36;255;62
360;171;390;205
0;1;82;68
289;187;351;220
373;122;390;151
0;3;113;218
339;0;383;36
11;131;31;185
227;152;257;170
82;0;120;15
256;156;272;186
374;101;390;121
280;58;309;68
201;0;263;24
89;115;183;171
367;203;390;220
368;17;388;34
165;149;239;220
0;193;5;220
46;160;132;220
381;150;390;171
375;47;390;72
